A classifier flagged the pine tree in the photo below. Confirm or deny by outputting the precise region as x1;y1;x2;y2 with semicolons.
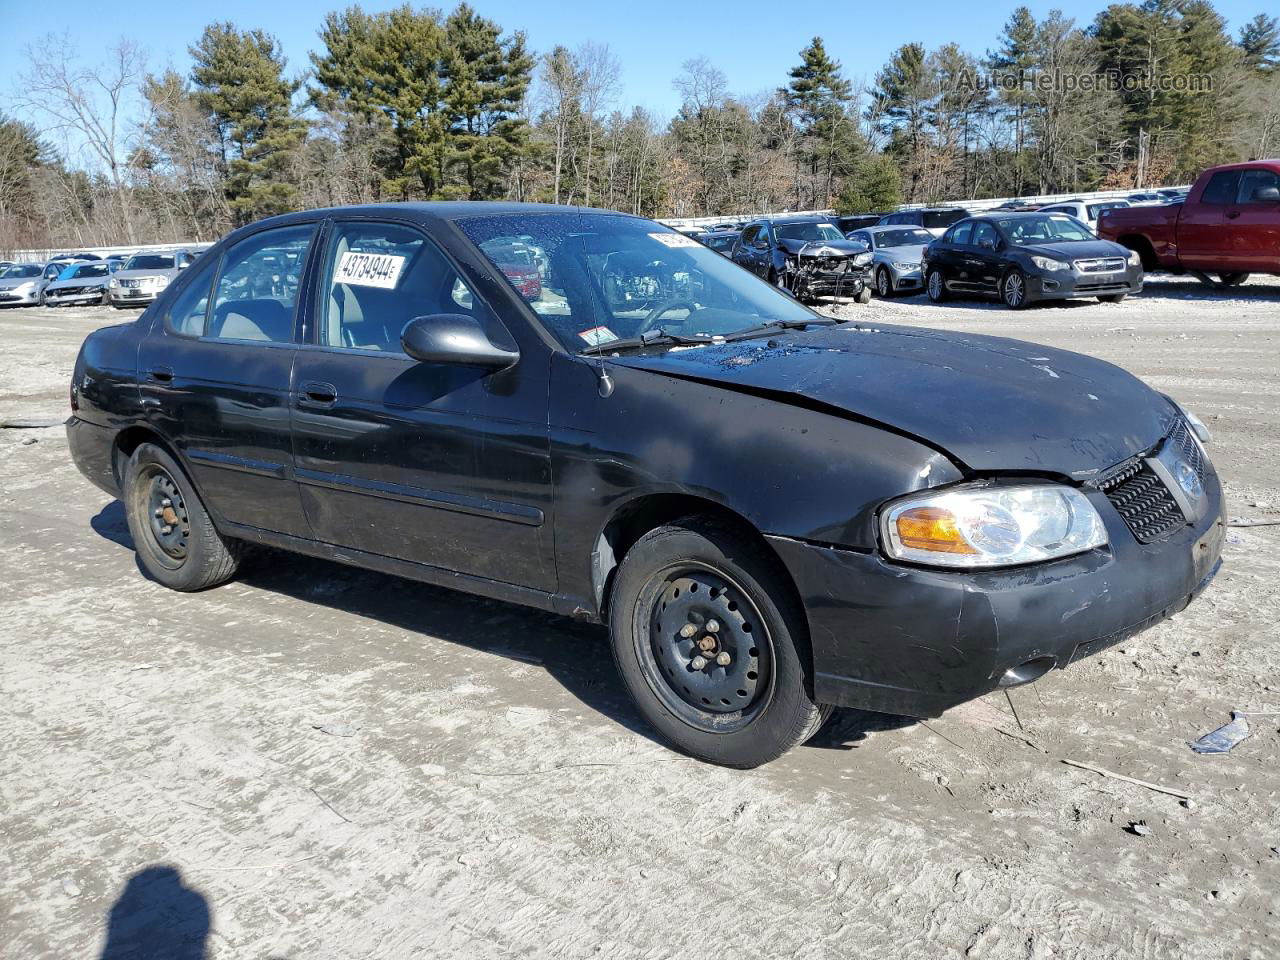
1238;14;1280;71
987;7;1039;195
783;38;863;208
836;154;903;213
190;23;304;225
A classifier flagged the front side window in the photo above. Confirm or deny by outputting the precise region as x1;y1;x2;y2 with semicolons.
971;222;999;248
208;224;314;342
1201;171;1241;206
948;223;974;245
457;213;817;353
1237;169;1280;204
318;221;489;352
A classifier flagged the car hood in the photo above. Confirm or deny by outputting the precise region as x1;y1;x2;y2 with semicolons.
113;268;179;281
877;244;928;262
0;277;39;290
609;323;1174;477
47;276;109;290
776;237;868;257
1017;239;1127;261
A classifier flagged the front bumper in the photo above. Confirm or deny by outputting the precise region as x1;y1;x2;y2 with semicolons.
0;288;42;306
767;463;1225;718
1029;263;1143;301
890;266;923;291
46;288;107;305
110;288;159;306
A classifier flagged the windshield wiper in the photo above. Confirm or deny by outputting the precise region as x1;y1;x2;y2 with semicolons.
582;327;719;355
724;316;841;342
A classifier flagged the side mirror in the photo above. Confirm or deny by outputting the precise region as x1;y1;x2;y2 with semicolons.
178;260;190;270
1254;186;1280;203
400;313;519;370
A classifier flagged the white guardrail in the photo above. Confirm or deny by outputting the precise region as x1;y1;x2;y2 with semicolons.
5;241;216;264
658;186;1191;230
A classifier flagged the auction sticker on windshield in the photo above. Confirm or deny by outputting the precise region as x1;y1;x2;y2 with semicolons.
578;326;618;346
335;251;406;289
650;233;701;249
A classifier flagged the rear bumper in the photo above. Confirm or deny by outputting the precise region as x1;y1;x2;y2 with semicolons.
66;416;120;497
767;469;1225;718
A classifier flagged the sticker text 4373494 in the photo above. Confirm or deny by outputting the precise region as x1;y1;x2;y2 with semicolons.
335;251;407;289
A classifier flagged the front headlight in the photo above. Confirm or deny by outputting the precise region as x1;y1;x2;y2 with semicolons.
894;261;921;271
14;281;34;293
1127;249;1143;267
1167;398;1212;444
881;483;1107;569
155;276;170;288
853;252;873;267
1030;256;1071;272
109;278;119;288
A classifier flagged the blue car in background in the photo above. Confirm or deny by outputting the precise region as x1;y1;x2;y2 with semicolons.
43;260;119;307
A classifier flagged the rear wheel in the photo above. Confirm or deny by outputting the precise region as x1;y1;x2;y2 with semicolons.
1001;269;1029;309
608;517;831;768
926;268;948;302
123;442;240;591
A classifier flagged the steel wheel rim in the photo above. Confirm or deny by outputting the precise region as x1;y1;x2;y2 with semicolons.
633;562;774;734
142;466;191;566
1005;273;1024;306
928;271;942;299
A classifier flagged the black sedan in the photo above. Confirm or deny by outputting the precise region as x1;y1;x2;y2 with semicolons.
730;216;873;303
67;202;1222;768
923;212;1144;309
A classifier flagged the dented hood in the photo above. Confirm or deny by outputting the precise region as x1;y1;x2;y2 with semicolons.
610;323;1175;477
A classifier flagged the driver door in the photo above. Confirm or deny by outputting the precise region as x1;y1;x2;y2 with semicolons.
290;217;556;591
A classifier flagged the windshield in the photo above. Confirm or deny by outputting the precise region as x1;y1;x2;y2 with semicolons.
922;210;968;230
64;263;110;279
457;213;817;352
125;254;175;270
874;228;933;249
3;264;42;279
773;222;845;243
997;215;1095;245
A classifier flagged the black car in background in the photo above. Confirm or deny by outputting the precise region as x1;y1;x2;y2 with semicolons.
836;214;884;235
878;207;972;237
730;216;873;302
923;211;1144;309
698;229;740;256
67;202;1222;768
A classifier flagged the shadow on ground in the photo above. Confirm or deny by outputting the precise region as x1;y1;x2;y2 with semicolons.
91;500;910;757
99;865;209;960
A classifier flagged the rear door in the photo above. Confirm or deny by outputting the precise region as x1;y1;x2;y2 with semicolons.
137;223;317;538
290;217;556;591
1179;170;1239;269
1230;168;1280;272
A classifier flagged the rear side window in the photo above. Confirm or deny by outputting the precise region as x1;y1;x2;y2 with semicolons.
208;224;315;342
165;257;218;336
1201;171;1242;206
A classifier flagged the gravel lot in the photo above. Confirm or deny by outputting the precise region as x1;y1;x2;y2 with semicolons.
2;276;1278;959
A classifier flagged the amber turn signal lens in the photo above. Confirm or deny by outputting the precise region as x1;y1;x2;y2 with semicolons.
894;506;978;554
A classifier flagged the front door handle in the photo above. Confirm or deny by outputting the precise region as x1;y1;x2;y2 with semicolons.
299;381;338;409
146;366;174;383
1225;210;1241;220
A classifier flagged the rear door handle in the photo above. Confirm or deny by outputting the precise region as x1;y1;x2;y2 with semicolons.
146;366;174;383
1225;210;1241;219
299;381;338;409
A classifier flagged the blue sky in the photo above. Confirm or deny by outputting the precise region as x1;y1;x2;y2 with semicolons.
2;0;1267;122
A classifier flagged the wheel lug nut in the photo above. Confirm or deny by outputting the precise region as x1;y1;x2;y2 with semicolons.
705;619;720;633
690;655;707;670
715;652;731;667
679;624;698;639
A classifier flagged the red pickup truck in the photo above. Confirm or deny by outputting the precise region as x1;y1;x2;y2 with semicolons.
1098;160;1280;286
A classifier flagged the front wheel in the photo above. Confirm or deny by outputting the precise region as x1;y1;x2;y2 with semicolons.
123;442;241;591
1219;272;1250;286
855;284;872;304
876;267;893;298
926;268;948;302
1001;269;1029;309
608;517;831;767
1098;293;1127;303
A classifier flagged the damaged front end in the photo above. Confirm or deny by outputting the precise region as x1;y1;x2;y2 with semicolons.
782;239;874;302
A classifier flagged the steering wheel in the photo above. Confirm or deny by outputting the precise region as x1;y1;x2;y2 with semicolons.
635;299;698;336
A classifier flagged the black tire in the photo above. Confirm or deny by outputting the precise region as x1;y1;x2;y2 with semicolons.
876;267;893;298
855;284;872;304
123;442;240;591
926;268;948;302
1098;293;1127;303
608;516;831;767
1219;272;1249;286
1001;269;1030;309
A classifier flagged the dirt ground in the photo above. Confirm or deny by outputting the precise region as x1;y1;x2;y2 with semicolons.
2;275;1278;960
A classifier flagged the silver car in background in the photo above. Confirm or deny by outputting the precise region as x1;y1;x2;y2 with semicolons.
43;260;117;306
848;226;936;297
108;250;194;308
0;263;55;306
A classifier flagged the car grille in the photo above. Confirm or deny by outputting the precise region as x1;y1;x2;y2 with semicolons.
50;286;90;296
1167;416;1205;482
1096;439;1190;544
1074;257;1127;273
120;278;143;288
